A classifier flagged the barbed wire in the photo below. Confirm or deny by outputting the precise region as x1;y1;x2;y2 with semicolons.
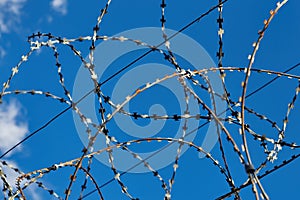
0;0;299;199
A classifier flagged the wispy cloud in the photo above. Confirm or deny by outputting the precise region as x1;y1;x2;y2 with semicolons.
0;0;27;59
0;160;42;199
51;0;68;15
0;160;21;188
0;100;28;155
0;0;27;34
0;46;6;59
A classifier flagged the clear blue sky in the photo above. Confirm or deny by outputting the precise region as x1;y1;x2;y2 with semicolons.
1;0;300;199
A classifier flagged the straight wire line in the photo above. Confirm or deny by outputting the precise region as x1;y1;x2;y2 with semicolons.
0;105;71;159
99;50;154;86
0;0;229;160
216;153;300;200
246;62;300;98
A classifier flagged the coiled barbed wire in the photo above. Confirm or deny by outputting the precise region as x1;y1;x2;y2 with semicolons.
1;0;299;199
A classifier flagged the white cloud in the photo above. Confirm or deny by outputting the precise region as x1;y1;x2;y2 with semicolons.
51;0;67;15
0;100;28;155
0;0;27;34
0;46;6;58
0;0;27;62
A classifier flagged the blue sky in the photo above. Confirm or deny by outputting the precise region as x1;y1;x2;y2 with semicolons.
1;0;300;199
